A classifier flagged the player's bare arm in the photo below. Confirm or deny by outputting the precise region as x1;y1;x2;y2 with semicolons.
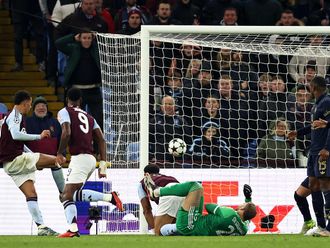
93;127;107;178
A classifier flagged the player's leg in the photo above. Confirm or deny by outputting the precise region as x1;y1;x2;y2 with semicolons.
19;180;58;236
36;153;65;193
318;178;330;236
154;214;175;236
154;195;184;236
294;179;315;234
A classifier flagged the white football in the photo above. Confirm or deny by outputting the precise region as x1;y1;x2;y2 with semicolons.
168;138;187;157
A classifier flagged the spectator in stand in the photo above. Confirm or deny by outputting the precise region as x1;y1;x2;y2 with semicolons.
216;75;249;160
169;42;202;78
201;0;242;25
287;84;312;156
55;32;103;130
10;0;46;72
219;7;238;25
143;0;177;15
115;0;150;31
38;0;58;86
117;7;142;35
149;95;192;162
25;96;65;194
95;0;115;33
276;9;305;26
56;0;108;38
147;0;181;25
162;70;184;115
257;117;296;161
51;0;80;27
185;59;202;80
291;60;317;93
192;95;224;139
259;75;289;128
289;35;330;85
171;0;200;25
188;121;230;166
255;73;272;139
182;60;216;119
242;0;283;25
257;35;291;85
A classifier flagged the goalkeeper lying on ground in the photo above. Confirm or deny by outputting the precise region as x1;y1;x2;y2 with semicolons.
144;175;256;236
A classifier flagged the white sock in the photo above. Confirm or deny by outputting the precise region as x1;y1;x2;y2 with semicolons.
160;224;177;236
73;189;106;202
27;197;44;226
51;168;65;193
63;200;77;229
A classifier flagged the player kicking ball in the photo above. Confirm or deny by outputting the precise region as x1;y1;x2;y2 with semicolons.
144;174;256;236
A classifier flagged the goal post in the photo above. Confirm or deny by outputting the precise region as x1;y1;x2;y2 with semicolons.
97;26;330;234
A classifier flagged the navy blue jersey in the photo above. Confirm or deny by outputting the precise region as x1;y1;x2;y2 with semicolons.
298;94;330;155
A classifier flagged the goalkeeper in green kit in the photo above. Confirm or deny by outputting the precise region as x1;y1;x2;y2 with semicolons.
144;174;257;236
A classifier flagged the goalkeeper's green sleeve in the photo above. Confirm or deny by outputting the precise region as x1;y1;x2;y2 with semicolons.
205;203;224;218
245;197;252;203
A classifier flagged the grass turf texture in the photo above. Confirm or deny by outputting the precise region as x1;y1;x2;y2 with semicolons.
0;235;329;248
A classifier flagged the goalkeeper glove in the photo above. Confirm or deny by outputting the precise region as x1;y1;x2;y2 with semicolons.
243;184;252;199
98;161;107;178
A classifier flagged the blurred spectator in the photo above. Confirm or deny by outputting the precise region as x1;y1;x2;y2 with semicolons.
202;0;242;25
242;0;283;25
162;70;184;115
144;0;177;15
169;42;202;78
115;0;150;31
10;0;46;72
117;8;142;35
276;9;304;26
185;59;202;79
188;121;230;165
25;96;64;194
95;0;115;33
172;0;200;25
149;95;192;162
257;118;295;160
192;95;223;138
259;75;289;127
182;60;215;118
38;0;58;86
51;0;80;27
219;7;238;25
216;75;249;159
291;60;317;93
289;35;330;84
56;0;108;38
148;0;181;25
55;32;103;130
287;84;312;155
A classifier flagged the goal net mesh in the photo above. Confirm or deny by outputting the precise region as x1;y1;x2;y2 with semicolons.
96;31;330;234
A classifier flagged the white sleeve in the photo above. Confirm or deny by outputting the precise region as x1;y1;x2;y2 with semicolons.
138;182;147;200
51;0;61;27
93;118;100;130
57;108;71;125
24;145;33;153
7;111;40;141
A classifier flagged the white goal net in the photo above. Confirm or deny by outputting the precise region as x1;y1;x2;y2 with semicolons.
96;26;330;234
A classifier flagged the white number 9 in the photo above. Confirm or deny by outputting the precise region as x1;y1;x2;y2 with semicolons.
78;112;89;133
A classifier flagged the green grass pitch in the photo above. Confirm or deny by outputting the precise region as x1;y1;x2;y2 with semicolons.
0;235;329;248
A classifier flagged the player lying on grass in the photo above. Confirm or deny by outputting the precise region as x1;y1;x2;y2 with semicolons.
144;175;256;236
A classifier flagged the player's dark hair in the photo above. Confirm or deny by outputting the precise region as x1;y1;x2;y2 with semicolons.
243;202;257;221
14;90;31;105
67;87;82;102
311;76;326;92
144;164;160;174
